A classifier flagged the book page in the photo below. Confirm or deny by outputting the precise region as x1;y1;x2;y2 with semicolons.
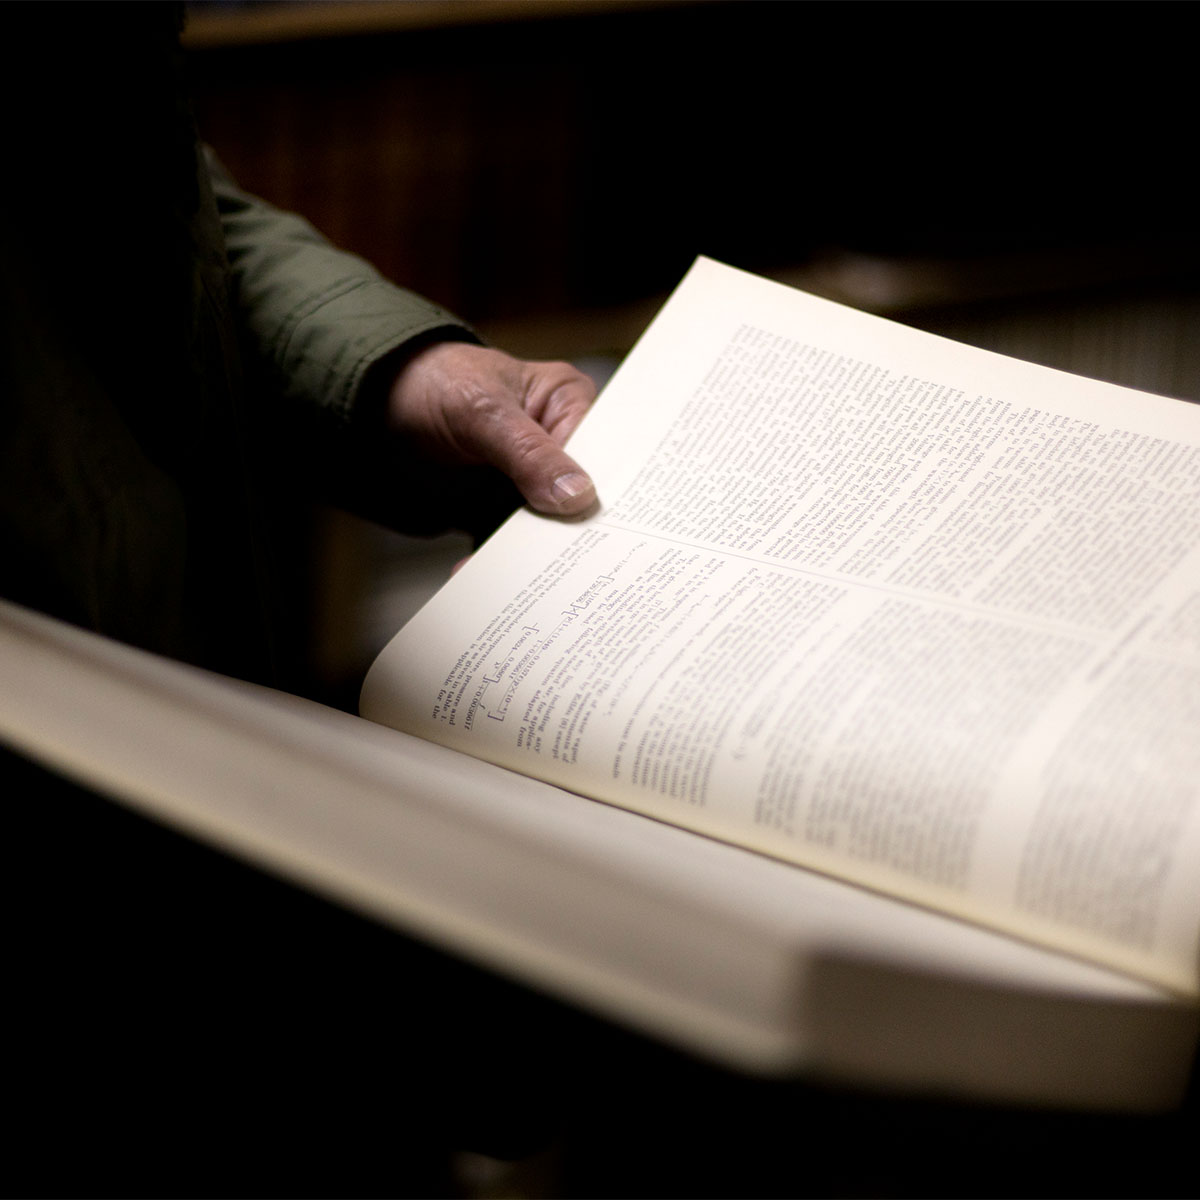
362;258;1200;995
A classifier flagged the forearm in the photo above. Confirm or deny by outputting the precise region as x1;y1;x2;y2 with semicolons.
203;151;594;535
206;148;476;427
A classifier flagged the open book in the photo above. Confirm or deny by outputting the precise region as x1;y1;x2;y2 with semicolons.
4;259;1197;1114
364;257;1200;1000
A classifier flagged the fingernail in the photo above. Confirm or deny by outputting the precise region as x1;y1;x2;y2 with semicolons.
551;471;593;505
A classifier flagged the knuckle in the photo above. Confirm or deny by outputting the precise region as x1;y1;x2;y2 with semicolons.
449;382;505;439
509;424;552;466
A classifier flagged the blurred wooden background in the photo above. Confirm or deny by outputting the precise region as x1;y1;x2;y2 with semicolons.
185;0;1200;361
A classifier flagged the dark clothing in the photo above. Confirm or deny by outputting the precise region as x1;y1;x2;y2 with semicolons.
0;4;473;683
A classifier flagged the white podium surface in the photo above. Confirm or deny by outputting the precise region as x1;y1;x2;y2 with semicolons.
2;597;1195;1112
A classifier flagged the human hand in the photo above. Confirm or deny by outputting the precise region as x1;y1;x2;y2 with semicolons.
386;342;597;516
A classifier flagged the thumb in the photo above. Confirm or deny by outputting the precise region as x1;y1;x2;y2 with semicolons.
479;408;597;515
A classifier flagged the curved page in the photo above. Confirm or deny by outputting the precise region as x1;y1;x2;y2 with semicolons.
363;258;1200;996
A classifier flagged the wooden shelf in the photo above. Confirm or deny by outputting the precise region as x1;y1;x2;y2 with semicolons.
183;0;676;49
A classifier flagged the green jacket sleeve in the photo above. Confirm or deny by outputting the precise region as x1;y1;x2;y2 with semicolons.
206;148;477;429
204;151;517;536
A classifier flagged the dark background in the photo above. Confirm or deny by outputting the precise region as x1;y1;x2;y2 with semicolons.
186;0;1199;341
9;4;1197;1196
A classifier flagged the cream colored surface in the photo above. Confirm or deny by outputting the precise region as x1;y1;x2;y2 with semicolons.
2;594;1195;1110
